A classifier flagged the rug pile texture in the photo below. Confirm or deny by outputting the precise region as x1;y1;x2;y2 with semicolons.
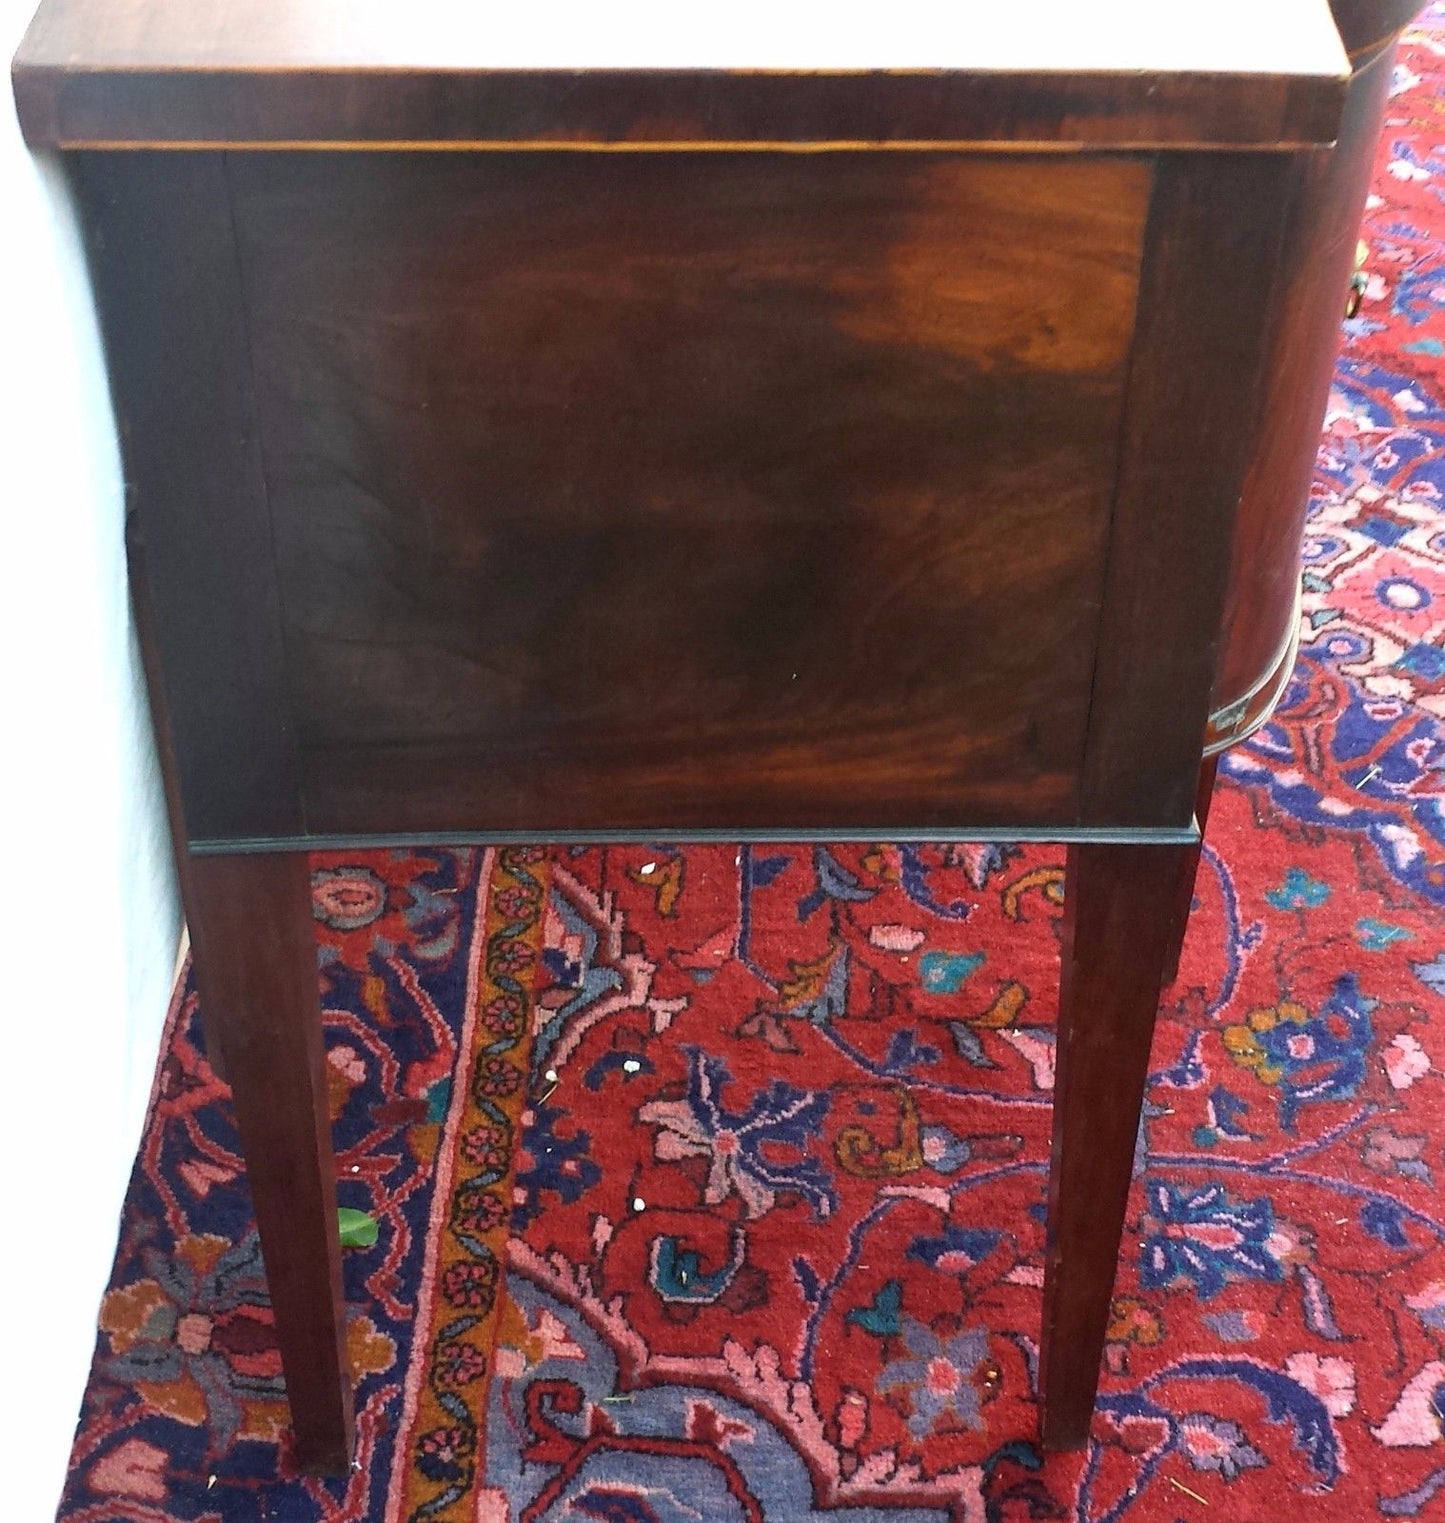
57;15;1445;1521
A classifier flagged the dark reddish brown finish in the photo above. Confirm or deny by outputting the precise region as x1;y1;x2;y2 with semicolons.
185;853;353;1474
1163;755;1222;988
221;150;1147;840
1039;839;1195;1448
1079;151;1302;827
22;0;1401;1472
13;67;1348;154
71;152;304;845
1210;33;1400;741
123;512;228;1083
10;0;1349;152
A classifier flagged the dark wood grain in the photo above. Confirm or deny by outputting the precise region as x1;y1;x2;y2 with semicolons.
73;152;304;844
12;0;1348;151
185;852;353;1475
1211;39;1398;735
1163;754;1221;987
14;69;1349;155
1079;151;1305;828
223;150;1148;839
123;511;227;1083
27;2;1401;1459
1039;839;1193;1449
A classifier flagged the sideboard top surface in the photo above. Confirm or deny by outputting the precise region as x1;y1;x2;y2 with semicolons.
14;0;1350;149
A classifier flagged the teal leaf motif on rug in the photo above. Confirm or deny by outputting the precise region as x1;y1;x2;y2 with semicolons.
847;1279;902;1339
1358;918;1413;951
1266;868;1332;910
919;951;984;994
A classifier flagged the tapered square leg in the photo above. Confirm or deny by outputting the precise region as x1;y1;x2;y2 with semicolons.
1038;839;1192;1450
1162;755;1221;986
186;852;354;1475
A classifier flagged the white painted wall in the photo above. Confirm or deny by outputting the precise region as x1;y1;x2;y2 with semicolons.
0;1;183;1512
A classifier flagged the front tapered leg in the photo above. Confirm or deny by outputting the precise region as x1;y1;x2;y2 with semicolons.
1162;754;1220;986
187;852;354;1475
1038;840;1191;1450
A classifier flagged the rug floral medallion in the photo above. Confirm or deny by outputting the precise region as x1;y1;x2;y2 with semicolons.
56;14;1445;1523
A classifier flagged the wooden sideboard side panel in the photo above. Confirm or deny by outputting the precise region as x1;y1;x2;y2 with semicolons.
224;150;1149;839
74;151;305;843
79;146;1303;845
1080;151;1307;829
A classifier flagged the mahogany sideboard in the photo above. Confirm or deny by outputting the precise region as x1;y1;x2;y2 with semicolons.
13;0;1419;1475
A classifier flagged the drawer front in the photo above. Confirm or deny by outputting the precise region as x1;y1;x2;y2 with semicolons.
227;150;1150;835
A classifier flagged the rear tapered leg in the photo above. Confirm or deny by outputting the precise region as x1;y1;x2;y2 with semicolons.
1038;840;1191;1450
187;852;354;1474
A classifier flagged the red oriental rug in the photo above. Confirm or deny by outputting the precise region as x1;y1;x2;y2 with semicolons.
57;14;1445;1523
